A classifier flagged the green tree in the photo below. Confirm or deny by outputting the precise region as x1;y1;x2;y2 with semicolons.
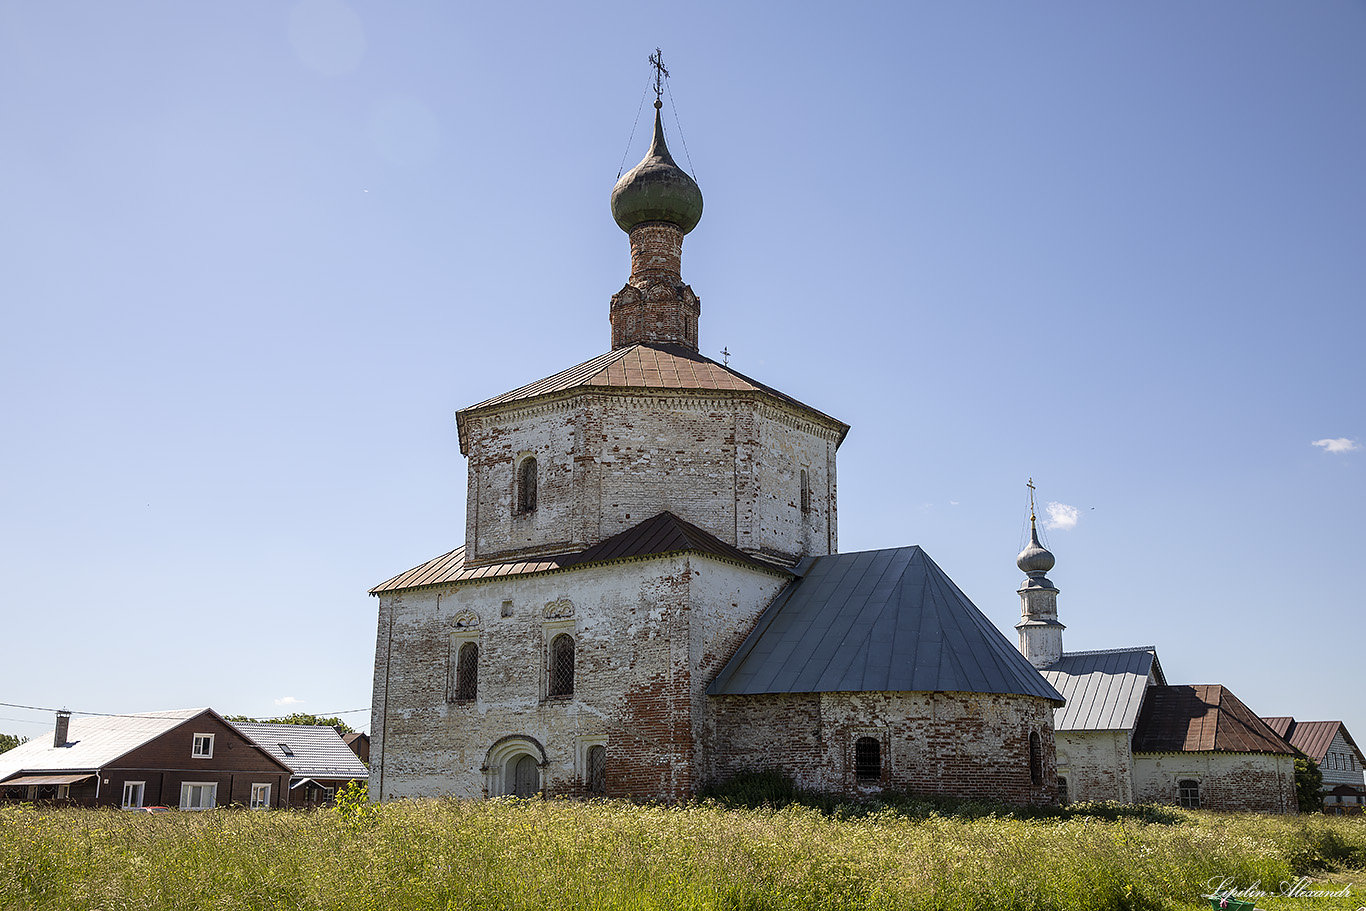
226;713;355;734
1295;756;1323;814
0;733;27;754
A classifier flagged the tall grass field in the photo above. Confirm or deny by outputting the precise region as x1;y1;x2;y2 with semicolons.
2;790;1363;910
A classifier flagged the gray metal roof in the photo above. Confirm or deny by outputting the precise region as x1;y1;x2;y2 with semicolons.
707;546;1064;703
1041;647;1163;732
231;723;369;780
0;709;209;780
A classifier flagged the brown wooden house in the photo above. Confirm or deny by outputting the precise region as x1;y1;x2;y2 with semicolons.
0;708;292;809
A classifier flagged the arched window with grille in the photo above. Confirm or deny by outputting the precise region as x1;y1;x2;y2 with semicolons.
1057;776;1069;805
587;745;606;794
454;641;478;702
549;633;574;698
1178;779;1201;809
517;456;538;514
854;736;881;781
1029;731;1043;785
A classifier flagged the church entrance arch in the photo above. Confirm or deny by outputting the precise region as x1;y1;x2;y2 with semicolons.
483;736;547;798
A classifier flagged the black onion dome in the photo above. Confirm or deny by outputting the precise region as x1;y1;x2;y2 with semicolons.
611;104;703;234
1016;524;1056;575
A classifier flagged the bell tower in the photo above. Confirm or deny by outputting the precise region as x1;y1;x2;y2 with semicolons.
1015;481;1065;669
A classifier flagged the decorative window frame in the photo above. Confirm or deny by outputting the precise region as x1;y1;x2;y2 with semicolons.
250;783;271;810
121;780;145;809
576;735;609;791
542;614;576;702
448;629;481;704
191;733;214;759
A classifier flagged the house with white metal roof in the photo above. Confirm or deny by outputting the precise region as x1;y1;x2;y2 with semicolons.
0;708;291;809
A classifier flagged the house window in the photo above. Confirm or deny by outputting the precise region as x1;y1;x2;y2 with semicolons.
1057;776;1069;805
517;457;538;514
455;641;479;702
1178;779;1200;809
179;782;218;810
549;633;574;698
800;469;811;514
1029;731;1043;785
191;733;214;759
854;737;881;781
587;745;606;794
121;781;145;809
250;783;271;810
56;785;70;800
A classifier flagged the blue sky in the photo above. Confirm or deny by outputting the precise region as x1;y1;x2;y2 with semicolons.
2;2;1362;748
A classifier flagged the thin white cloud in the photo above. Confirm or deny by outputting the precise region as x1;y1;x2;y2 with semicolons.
949;500;960;506
1044;502;1079;531
274;696;304;707
1312;438;1360;454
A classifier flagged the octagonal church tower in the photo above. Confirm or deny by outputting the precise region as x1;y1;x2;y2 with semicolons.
454;100;848;568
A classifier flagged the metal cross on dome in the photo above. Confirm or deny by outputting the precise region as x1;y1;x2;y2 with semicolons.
649;48;669;102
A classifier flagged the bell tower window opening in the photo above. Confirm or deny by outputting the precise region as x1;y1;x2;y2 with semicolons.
548;633;575;698
454;641;479;702
517;456;538;514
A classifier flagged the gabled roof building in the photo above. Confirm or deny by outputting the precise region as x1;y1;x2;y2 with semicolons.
231;722;369;807
0;709;291;809
1263;717;1366;814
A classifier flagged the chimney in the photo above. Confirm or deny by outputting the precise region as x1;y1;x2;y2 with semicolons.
54;711;71;747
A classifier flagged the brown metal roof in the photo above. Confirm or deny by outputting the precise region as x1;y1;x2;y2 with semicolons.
1132;685;1295;755
370;511;788;595
1259;719;1365;765
455;343;849;452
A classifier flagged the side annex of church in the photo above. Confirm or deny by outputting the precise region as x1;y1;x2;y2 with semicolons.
368;89;1065;805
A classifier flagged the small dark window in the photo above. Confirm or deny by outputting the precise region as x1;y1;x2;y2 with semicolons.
587;745;606;794
549;633;574;698
517;457;538;513
1178;779;1200;809
1029;731;1043;785
454;641;478;702
854;737;881;781
800;469;811;514
1057;776;1069;805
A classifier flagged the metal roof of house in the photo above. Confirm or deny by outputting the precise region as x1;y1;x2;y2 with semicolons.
230;723;369;780
0;709;211;781
707;546;1064;703
1261;718;1365;766
1132;685;1294;755
1041;647;1164;732
371;511;789;594
455;343;849;452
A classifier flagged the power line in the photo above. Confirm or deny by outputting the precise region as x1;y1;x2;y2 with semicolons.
0;701;370;721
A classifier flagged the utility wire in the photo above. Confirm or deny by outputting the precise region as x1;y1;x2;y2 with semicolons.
666;80;698;181
616;79;651;180
0;701;370;721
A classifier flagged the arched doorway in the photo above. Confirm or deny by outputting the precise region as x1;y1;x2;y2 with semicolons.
510;754;539;797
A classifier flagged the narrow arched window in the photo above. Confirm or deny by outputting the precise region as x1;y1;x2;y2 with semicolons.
454;642;478;702
549;633;574;698
800;469;811;514
1057;776;1069;805
1178;779;1201;809
1029;731;1043;785
517;457;537;514
854;737;880;781
587;745;606;794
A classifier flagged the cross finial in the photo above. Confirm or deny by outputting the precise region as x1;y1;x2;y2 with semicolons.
1027;478;1037;525
720;346;731;366
649;48;669;108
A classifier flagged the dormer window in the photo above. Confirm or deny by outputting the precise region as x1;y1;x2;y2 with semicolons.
517;456;538;514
